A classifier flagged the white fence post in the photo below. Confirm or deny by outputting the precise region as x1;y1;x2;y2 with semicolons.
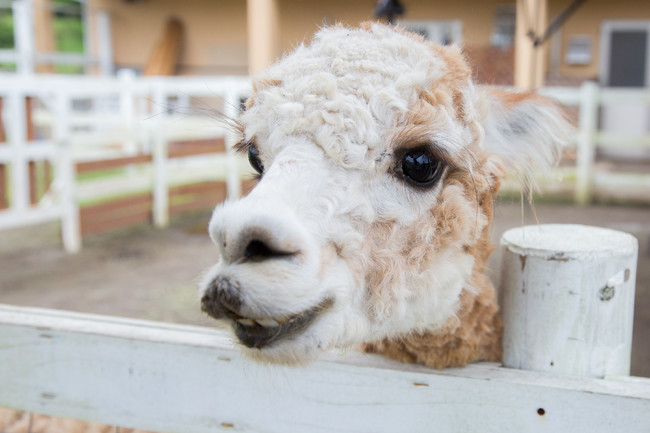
499;224;638;378
119;69;137;155
6;91;29;214
96;10;114;76
12;0;34;75
575;81;599;205
54;91;81;253
152;80;169;228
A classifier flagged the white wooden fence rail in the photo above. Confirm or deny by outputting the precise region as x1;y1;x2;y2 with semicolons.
0;225;649;432
539;83;650;205
1;305;649;433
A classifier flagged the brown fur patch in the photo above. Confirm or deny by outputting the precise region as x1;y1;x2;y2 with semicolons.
364;144;504;368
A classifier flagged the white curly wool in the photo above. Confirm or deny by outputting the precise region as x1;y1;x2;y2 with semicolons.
245;24;450;169
199;23;570;366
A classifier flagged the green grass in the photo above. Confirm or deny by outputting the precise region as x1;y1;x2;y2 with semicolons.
0;2;85;74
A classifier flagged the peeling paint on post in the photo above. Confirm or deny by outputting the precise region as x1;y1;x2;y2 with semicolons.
499;224;638;378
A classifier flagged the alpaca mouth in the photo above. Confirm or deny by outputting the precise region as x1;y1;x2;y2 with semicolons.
231;297;334;349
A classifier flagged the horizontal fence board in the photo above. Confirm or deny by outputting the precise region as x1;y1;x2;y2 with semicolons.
0;305;648;433
169;196;221;216
80;194;153;219
597;132;650;149
0;163;6;209
169;181;227;216
0;207;62;228
80;193;153;236
80;209;152;236
169;180;227;197
76;155;153;174
168;138;225;158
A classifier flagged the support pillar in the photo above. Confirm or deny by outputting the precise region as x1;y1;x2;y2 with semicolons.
514;0;548;89
246;0;280;75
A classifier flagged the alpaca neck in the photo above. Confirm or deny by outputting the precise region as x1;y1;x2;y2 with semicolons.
364;188;503;369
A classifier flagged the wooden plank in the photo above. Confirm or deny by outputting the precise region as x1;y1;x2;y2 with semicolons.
80;193;152;236
0;304;648;433
0;163;6;209
28;160;37;205
169;180;226;197
241;178;258;196
168;138;225;158
143;18;183;76
80;194;152;219
80;208;151;236
169;195;223;215
76;155;152;174
169;182;227;216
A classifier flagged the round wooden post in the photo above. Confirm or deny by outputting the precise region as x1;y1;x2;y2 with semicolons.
499;224;638;378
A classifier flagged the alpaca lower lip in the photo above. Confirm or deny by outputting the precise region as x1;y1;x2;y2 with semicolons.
233;298;334;349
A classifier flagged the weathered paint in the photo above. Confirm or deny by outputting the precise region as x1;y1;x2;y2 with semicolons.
0;304;649;433
500;224;638;378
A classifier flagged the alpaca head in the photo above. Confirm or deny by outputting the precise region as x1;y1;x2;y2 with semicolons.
199;23;569;365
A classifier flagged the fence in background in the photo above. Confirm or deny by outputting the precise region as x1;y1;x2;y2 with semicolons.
0;71;250;252
539;82;650;204
0;77;649;253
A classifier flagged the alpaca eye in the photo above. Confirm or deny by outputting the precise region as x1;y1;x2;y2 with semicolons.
248;145;264;175
401;148;443;186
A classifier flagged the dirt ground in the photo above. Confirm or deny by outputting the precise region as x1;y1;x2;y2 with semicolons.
1;202;648;377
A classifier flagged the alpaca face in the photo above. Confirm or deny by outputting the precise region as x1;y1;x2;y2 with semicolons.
199;24;566;364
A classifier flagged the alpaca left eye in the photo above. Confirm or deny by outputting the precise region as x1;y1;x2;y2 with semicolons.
401;148;443;186
248;145;264;175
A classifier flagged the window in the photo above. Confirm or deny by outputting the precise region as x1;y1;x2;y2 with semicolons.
491;4;516;49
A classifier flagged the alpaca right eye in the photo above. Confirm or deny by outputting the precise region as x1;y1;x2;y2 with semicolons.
400;148;443;187
248;145;264;174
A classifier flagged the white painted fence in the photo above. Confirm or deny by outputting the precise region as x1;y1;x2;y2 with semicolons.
539;82;650;205
0;76;648;253
0;225;648;432
0;71;250;252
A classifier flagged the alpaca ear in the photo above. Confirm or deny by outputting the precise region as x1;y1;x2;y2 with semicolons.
478;87;571;189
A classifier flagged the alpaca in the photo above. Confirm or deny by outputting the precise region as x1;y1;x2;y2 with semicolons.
200;22;569;368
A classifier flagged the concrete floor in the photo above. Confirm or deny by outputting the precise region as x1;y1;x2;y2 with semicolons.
0;202;648;377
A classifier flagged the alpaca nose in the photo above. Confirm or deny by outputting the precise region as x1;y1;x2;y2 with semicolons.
210;202;310;264
243;239;296;262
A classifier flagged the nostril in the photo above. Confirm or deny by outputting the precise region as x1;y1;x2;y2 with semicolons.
244;240;273;260
243;239;295;262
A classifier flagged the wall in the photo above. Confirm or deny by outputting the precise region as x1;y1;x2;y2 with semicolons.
89;0;510;76
88;0;650;84
90;0;248;75
550;0;650;82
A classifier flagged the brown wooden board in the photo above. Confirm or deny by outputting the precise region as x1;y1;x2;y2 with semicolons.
169;181;227;216
168;138;225;158
80;193;152;236
0;164;6;210
76;155;152;174
80;194;153;219
81;209;153;236
169;180;226;197
29;161;37;205
241;179;258;196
